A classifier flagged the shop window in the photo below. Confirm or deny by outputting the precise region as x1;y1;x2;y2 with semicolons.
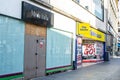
93;0;104;20
82;41;104;60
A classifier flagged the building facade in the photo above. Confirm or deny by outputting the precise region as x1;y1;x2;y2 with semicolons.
118;0;120;53
106;0;119;58
0;0;119;80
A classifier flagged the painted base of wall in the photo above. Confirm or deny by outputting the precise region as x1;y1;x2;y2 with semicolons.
0;66;73;79
46;66;73;74
0;74;23;80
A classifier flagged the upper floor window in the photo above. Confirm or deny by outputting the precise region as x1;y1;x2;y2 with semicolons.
73;0;104;21
93;0;104;20
35;0;50;4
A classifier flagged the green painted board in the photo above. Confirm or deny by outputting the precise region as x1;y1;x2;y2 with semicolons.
46;66;73;73
0;74;23;80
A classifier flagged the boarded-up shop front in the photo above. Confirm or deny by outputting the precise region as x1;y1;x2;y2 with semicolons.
22;2;54;79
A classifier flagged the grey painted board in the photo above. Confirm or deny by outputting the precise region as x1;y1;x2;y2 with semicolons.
24;35;37;79
36;37;46;77
24;35;46;79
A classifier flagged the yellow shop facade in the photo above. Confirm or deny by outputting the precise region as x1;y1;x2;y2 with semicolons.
76;22;105;64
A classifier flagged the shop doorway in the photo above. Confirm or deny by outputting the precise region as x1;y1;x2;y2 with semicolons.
24;23;46;79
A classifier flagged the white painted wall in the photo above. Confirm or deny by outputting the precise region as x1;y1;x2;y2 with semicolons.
53;11;76;33
107;0;118;52
0;0;22;18
107;0;118;37
0;0;107;32
50;0;106;32
0;0;51;19
108;0;118;34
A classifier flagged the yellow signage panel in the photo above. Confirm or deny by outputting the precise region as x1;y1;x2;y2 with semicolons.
76;22;105;42
90;28;105;42
76;22;91;39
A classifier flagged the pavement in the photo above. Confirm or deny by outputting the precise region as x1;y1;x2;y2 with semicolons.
32;57;120;80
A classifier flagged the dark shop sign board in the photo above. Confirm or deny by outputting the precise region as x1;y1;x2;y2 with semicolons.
22;1;54;27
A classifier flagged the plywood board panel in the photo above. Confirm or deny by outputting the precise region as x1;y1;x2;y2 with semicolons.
25;23;46;37
30;24;37;36
25;23;31;35
36;27;46;37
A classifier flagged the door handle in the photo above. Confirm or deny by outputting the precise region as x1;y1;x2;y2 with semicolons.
35;53;38;55
36;40;38;43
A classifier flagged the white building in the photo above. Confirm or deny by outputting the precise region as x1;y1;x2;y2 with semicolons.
0;0;119;80
118;0;120;51
106;0;119;56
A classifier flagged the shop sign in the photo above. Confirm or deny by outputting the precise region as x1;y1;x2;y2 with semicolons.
76;22;105;42
76;22;91;38
22;1;54;27
90;28;105;41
